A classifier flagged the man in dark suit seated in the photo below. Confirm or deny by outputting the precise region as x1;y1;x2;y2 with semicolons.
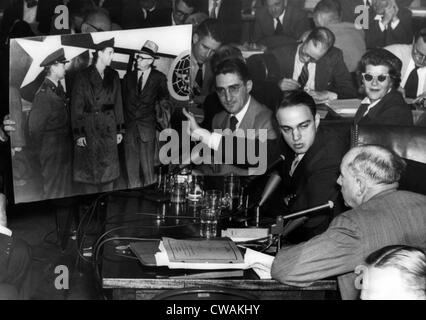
263;91;347;243
121;0;173;29
385;28;426;103
0;193;32;300
191;19;224;105
271;145;426;300
272;27;357;103
252;0;311;50
171;18;223;134
196;0;243;44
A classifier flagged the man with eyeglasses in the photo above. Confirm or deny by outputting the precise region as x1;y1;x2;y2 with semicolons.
122;40;169;188
171;0;196;25
183;58;281;177
386;28;426;105
272;27;357;103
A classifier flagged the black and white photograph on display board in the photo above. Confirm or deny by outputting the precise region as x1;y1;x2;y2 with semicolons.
9;25;192;203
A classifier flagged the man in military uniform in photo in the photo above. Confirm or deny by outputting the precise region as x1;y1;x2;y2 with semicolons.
28;48;73;200
122;40;169;188
70;38;125;194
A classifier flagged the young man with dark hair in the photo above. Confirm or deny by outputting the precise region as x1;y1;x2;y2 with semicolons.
191;19;224;104
264;90;347;242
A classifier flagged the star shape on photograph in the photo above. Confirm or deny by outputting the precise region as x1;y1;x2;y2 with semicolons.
15;36;87;88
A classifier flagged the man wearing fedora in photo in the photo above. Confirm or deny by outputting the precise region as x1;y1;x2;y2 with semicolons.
28;47;73;200
122;40;170;188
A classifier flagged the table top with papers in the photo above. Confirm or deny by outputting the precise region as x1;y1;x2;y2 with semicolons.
100;189;338;297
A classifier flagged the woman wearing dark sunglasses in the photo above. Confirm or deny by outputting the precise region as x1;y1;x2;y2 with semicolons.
354;48;413;126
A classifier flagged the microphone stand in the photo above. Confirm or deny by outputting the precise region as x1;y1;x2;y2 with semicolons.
270;201;335;252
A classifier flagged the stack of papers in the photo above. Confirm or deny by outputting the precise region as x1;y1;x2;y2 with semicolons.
155;238;275;279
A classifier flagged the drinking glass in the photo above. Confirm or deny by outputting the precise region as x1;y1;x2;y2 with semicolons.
199;208;219;238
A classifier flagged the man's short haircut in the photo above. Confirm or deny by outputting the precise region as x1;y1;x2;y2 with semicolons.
275;90;317;118
346;145;407;185
305;27;336;52
180;0;197;8
359;48;402;89
366;245;426;294
313;0;342;22
210;45;244;71
195;18;224;44
214;58;251;83
415;28;426;43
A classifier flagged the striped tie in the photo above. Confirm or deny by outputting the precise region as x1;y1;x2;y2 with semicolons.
298;63;309;88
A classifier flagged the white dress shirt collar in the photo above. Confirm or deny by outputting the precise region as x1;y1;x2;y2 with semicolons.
402;56;426;97
137;67;152;91
274;9;286;27
209;0;222;15
232;96;251;129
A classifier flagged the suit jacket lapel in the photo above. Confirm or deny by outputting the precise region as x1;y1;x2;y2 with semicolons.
291;128;325;190
285;44;299;78
282;6;292;31
238;98;256;130
266;11;275;36
140;70;155;96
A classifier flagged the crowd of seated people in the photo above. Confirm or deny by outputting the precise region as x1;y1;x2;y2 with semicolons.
0;0;425;300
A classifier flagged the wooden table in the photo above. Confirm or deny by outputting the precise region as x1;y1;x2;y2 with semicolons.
100;190;339;300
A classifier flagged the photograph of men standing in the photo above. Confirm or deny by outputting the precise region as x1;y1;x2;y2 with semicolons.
122;40;169;188
71;38;125;194
28;48;72;200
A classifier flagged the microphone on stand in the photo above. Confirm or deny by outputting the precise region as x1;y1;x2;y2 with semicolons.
270;201;335;249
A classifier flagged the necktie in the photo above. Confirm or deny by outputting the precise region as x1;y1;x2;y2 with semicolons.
210;0;218;19
404;66;419;99
275;18;284;35
195;63;203;90
354;103;370;124
56;82;65;98
138;73;144;94
298;63;309;88
289;155;301;177
229;116;238;132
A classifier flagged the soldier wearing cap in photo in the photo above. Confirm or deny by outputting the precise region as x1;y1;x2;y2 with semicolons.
28;47;73;200
70;38;125;194
122;40;170;189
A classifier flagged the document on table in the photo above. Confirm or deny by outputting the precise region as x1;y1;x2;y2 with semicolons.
327;99;362;117
162;237;244;263
154;238;275;279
